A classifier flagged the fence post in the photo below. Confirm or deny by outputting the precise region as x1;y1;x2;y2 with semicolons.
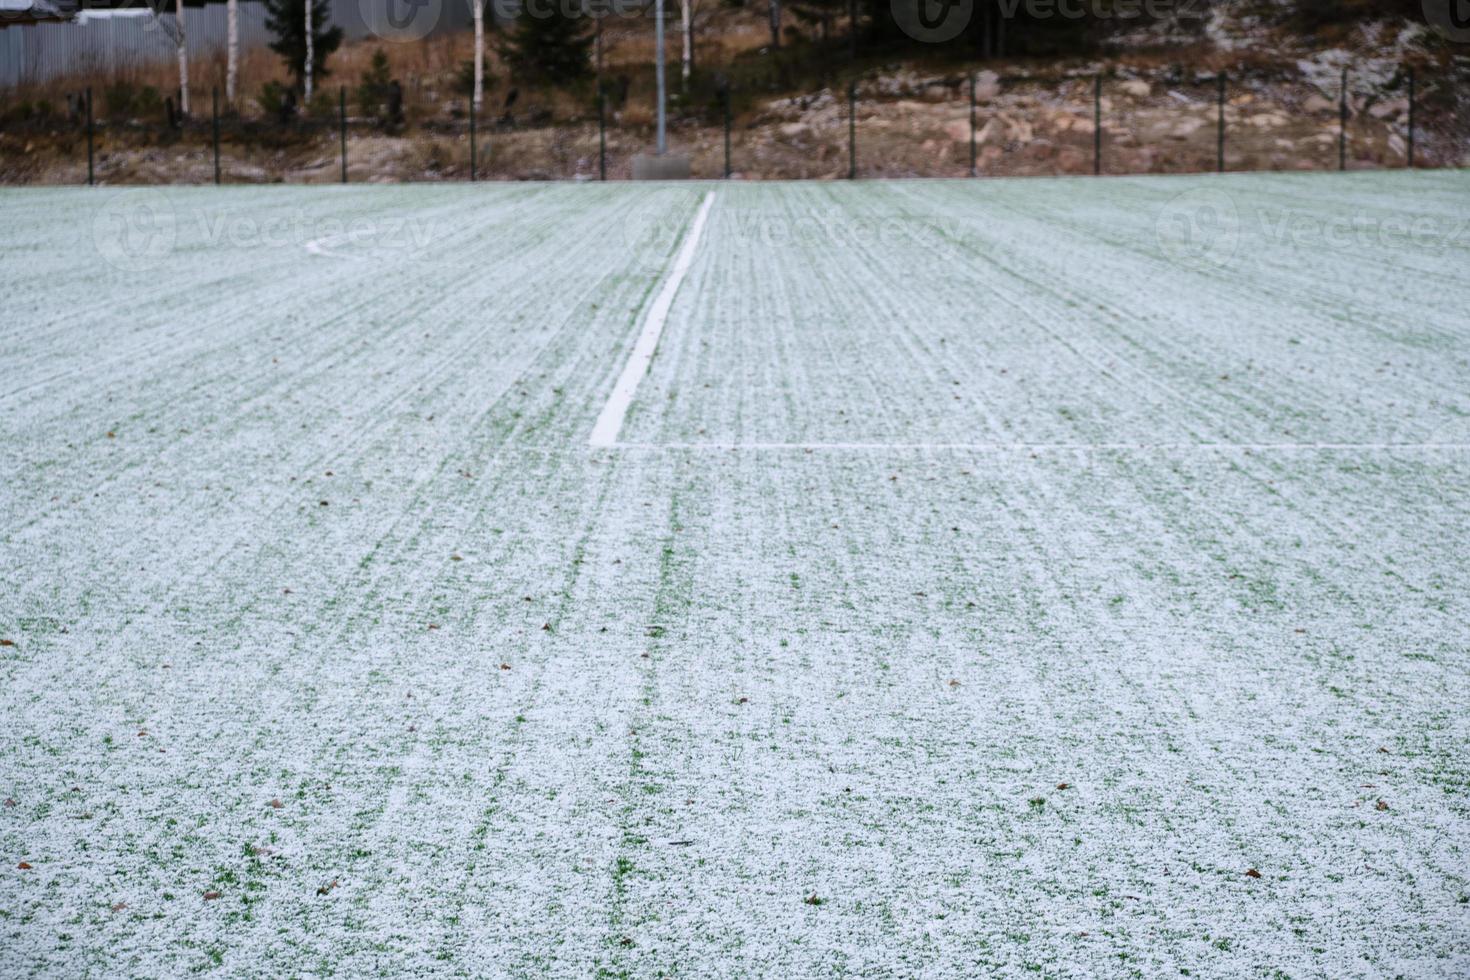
85;87;94;186
1406;67;1415;169
722;83;731;179
212;86;221;185
1093;74;1101;176
848;81;857;179
597;88;606;181
470;95;477;181
969;73;977;177
1216;71;1225;174
1338;67;1347;172
340;86;348;184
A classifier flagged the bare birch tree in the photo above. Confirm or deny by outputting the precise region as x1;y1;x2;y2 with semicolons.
226;0;238;103
472;0;484;109
303;0;314;101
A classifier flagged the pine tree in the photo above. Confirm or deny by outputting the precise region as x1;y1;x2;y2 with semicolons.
357;48;393;119
263;0;343;94
498;2;593;85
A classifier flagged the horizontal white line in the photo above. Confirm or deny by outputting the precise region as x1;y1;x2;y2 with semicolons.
304;233;353;259
609;442;1470;452
589;191;717;448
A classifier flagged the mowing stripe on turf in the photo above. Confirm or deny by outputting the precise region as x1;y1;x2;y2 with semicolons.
589;190;717;448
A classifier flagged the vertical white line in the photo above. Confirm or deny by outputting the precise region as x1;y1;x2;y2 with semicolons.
589;190;716;448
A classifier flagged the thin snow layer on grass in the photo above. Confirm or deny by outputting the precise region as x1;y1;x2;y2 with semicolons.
1;174;1469;977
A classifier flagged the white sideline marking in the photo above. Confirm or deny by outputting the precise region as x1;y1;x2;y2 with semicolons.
589;191;717;448
613;441;1470;452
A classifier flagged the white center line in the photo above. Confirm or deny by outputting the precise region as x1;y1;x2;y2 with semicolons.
589;190;717;448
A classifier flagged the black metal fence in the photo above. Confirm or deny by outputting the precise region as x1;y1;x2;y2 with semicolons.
13;60;1467;185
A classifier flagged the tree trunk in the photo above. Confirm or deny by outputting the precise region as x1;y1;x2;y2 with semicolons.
176;0;188;116
769;0;780;49
304;0;314;101
680;0;692;89
472;0;484;108
226;0;237;103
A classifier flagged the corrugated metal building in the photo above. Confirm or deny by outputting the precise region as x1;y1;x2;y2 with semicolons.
0;0;475;89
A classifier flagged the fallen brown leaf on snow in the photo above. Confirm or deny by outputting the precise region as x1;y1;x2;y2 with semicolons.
1244;868;1262;879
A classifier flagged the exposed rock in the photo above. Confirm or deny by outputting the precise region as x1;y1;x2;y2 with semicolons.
1370;98;1408;120
976;116;1008;145
975;70;1001;102
1170;118;1205;139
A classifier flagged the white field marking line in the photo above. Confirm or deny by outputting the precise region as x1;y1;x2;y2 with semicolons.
304;231;354;259
589;190;717;448
611;441;1470;452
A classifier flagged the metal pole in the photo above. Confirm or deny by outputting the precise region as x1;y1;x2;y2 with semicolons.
470;94;477;181
654;0;666;155
340;86;347;183
1339;67;1347;172
598;88;607;181
1093;74;1101;176
848;81;856;180
212;86;221;185
1216;71;1225;174
969;73;977;177
1406;67;1415;169
723;83;731;179
85;87;94;186
848;0;856;61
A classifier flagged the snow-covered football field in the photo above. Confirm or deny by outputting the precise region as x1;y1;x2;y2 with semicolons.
2;172;1469;977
